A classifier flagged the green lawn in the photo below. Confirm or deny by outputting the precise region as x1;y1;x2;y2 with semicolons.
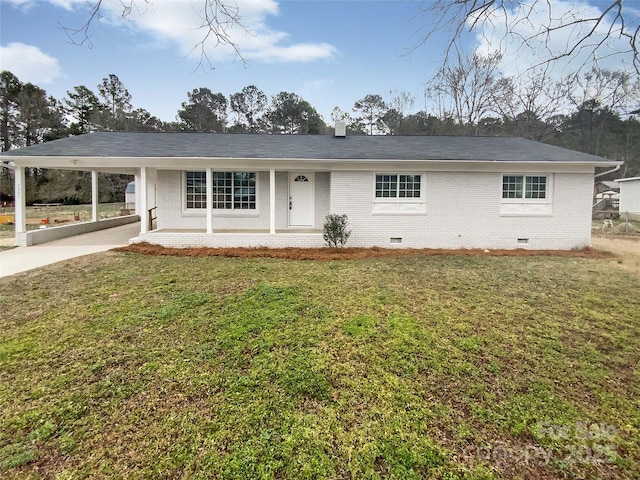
1;253;638;479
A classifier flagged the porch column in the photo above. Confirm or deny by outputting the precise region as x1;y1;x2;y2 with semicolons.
206;168;213;234
91;170;99;222
134;173;141;215
14;166;26;235
139;166;148;234
269;168;276;234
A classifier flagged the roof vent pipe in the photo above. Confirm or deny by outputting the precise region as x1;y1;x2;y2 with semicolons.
334;121;346;138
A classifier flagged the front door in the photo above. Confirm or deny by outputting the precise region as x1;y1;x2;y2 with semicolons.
289;173;314;227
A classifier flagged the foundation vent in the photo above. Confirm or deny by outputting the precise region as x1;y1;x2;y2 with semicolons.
390;237;402;244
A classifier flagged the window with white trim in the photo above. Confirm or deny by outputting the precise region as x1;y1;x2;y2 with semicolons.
375;174;421;198
186;171;207;209
212;171;256;210
185;171;257;210
502;175;547;200
500;174;552;216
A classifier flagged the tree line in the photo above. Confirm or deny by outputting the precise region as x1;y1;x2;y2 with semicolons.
1;56;639;204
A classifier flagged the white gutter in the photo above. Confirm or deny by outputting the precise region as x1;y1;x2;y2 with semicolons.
595;164;621;178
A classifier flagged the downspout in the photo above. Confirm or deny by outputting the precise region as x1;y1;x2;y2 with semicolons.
594;164;621;178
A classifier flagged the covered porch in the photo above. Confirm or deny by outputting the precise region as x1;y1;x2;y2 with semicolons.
7;150;332;248
132;166;330;248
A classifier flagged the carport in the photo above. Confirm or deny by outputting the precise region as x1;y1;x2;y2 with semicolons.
2;139;146;247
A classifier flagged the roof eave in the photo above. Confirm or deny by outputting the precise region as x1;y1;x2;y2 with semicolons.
5;155;622;170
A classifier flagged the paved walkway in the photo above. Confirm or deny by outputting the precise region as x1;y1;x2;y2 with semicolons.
0;222;140;278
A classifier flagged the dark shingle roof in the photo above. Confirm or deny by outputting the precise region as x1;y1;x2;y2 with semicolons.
2;132;613;163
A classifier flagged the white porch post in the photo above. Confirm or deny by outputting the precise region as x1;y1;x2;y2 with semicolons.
134;173;141;215
139;167;148;234
206;168;213;234
14;166;26;235
91;170;99;222
269;168;276;234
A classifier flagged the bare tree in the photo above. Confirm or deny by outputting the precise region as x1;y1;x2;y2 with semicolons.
384;90;416;135
497;69;576;140
62;0;249;68
427;52;511;135
569;67;640;114
414;0;640;75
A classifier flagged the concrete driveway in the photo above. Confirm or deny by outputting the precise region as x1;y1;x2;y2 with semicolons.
0;222;140;278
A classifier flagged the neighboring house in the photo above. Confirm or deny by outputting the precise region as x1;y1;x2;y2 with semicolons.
1;131;621;249
616;177;640;220
593;181;620;216
594;180;620;197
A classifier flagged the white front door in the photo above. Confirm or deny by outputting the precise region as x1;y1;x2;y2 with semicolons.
289;173;314;227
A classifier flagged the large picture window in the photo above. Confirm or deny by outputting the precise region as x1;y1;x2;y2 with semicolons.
502;175;547;200
185;171;256;210
375;174;421;198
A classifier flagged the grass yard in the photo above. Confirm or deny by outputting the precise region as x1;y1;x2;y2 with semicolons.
0;252;638;479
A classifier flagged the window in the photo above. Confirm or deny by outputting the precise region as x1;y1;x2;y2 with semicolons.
212;171;256;210
186;171;206;209
502;175;547;200
525;176;546;199
185;171;256;210
375;174;421;198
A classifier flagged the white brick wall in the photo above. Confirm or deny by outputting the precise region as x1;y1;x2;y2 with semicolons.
315;172;331;228
133;232;325;248
149;168;594;250
330;170;594;250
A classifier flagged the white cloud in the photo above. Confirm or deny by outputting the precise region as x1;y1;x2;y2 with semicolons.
471;0;637;78
14;0;337;64
4;0;81;10
250;43;338;63
0;42;63;84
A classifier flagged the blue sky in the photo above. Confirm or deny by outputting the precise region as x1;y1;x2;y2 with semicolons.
1;1;448;123
1;0;638;125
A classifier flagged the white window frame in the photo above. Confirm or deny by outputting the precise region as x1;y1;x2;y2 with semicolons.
183;170;259;214
372;172;427;215
500;174;553;216
211;171;258;211
501;175;550;202
373;173;423;201
184;171;207;212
